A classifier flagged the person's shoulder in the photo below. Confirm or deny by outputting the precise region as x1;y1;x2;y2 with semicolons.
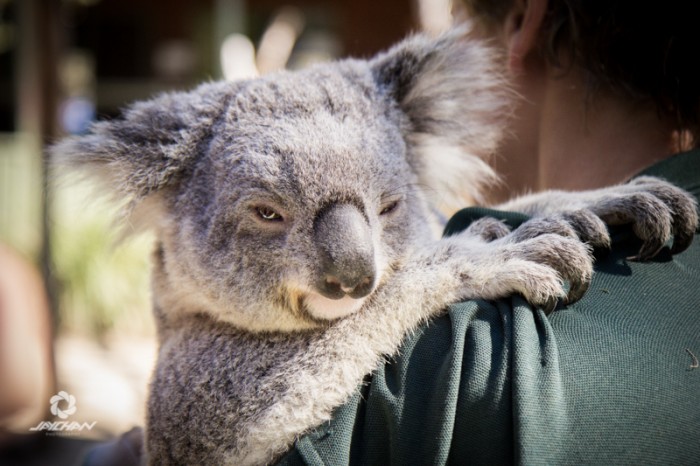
276;295;541;466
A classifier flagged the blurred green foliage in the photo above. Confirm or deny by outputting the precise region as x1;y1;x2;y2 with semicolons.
51;176;155;337
0;133;154;338
0;133;42;256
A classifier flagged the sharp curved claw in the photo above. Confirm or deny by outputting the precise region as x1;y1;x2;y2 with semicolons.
670;204;697;254
627;176;698;257
671;231;695;254
565;276;591;304
540;296;560;315
631;240;665;261
561;210;612;250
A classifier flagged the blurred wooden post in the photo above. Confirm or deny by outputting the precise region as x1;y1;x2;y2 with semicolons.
214;0;247;78
16;0;62;335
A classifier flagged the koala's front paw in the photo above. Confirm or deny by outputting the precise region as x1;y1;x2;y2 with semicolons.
571;176;699;260
500;176;697;261
448;230;593;312
502;233;594;309
618;176;698;258
509;209;611;250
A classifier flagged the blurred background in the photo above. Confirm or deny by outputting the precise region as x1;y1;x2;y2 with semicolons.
0;0;456;463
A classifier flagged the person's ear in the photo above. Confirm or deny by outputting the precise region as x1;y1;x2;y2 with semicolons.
504;0;548;73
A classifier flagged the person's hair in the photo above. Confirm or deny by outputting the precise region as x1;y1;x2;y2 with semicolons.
462;0;700;146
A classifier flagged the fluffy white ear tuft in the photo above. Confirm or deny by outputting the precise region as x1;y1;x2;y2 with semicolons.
50;81;233;223
371;23;515;209
412;136;501;207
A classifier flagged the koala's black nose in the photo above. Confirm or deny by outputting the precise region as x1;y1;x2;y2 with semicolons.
319;272;375;300
314;203;376;300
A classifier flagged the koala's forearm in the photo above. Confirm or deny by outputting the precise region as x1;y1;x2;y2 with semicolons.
221;234;589;464
147;240;502;465
145;236;524;463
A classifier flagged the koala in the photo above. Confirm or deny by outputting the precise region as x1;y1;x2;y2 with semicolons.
53;25;697;465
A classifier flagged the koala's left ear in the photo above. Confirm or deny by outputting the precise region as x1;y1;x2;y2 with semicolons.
51;81;232;215
371;24;514;207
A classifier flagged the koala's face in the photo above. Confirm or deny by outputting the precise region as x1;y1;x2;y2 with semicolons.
55;28;510;332
164;68;435;330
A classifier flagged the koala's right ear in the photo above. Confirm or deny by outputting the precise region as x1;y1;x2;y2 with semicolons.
51;81;231;214
370;24;515;207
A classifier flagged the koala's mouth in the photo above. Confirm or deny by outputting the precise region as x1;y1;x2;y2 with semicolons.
277;285;371;325
304;293;368;321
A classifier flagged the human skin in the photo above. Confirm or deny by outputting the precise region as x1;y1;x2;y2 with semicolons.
474;0;681;202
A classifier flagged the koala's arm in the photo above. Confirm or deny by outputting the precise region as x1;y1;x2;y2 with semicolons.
494;176;698;260
230;175;698;463
224;228;591;465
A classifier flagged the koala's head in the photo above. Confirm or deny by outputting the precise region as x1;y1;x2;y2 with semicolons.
53;26;512;332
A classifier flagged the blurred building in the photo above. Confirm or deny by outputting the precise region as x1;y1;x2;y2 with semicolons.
1;0;433;134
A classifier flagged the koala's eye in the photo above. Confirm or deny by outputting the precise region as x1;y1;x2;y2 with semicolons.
379;200;400;216
256;206;283;222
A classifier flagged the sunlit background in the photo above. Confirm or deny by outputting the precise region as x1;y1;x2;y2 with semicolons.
0;0;455;463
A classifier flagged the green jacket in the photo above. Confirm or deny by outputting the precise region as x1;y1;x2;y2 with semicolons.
279;150;700;465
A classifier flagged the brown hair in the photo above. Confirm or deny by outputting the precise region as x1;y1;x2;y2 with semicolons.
463;0;700;146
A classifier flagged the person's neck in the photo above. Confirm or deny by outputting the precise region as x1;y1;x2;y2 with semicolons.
537;70;677;191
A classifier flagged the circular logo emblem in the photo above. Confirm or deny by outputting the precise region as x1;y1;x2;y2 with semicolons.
50;391;77;419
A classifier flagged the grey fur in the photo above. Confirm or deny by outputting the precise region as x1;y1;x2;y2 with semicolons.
52;25;697;465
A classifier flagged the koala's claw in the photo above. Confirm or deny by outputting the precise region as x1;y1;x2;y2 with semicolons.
560;210;612;249
464;217;512;242
518;234;593;306
508;210;611;250
484;233;594;311
495;211;602;306
627;176;698;256
445;227;593;312
589;177;698;261
603;192;673;261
